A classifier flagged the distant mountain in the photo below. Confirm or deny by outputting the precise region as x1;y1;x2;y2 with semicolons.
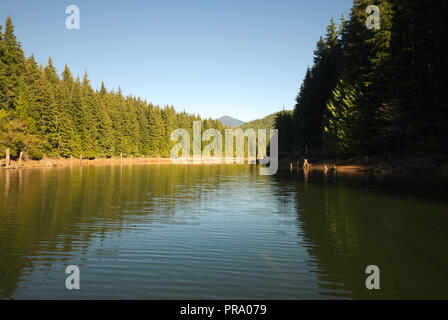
240;110;293;130
218;116;245;128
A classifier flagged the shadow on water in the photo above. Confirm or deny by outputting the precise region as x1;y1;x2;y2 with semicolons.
274;168;448;299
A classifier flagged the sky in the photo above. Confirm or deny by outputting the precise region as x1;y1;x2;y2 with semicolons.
0;0;353;122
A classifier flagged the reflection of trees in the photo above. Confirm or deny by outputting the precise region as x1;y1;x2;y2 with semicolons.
276;170;448;299
0;164;249;299
2;165;447;299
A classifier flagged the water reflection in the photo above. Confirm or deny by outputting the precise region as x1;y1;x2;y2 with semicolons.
0;165;447;299
275;169;448;299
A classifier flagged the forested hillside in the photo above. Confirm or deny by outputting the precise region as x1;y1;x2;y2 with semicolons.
276;0;448;158
240;110;292;131
0;17;224;160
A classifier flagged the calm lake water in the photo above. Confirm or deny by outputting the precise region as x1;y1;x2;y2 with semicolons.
0;164;447;299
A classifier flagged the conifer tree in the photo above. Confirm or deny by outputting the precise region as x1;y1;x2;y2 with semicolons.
0;17;25;111
148;106;165;156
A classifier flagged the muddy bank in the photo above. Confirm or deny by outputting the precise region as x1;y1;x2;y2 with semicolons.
2;153;447;176
0;156;174;169
279;153;448;176
0;156;256;169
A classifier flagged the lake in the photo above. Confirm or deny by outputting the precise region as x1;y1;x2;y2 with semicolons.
0;164;447;299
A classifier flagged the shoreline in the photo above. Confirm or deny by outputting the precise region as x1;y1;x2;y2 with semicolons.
0;156;174;169
0;156;258;169
279;153;448;176
1;154;447;177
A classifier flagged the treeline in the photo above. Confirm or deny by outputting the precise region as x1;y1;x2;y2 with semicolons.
276;0;448;158
0;17;224;160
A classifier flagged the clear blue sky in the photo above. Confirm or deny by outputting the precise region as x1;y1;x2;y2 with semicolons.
1;0;352;122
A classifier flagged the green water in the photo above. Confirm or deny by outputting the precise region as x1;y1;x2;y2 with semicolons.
0;164;447;299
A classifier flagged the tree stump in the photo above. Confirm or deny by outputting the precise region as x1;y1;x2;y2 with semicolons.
303;159;310;171
5;148;10;168
18;151;23;168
